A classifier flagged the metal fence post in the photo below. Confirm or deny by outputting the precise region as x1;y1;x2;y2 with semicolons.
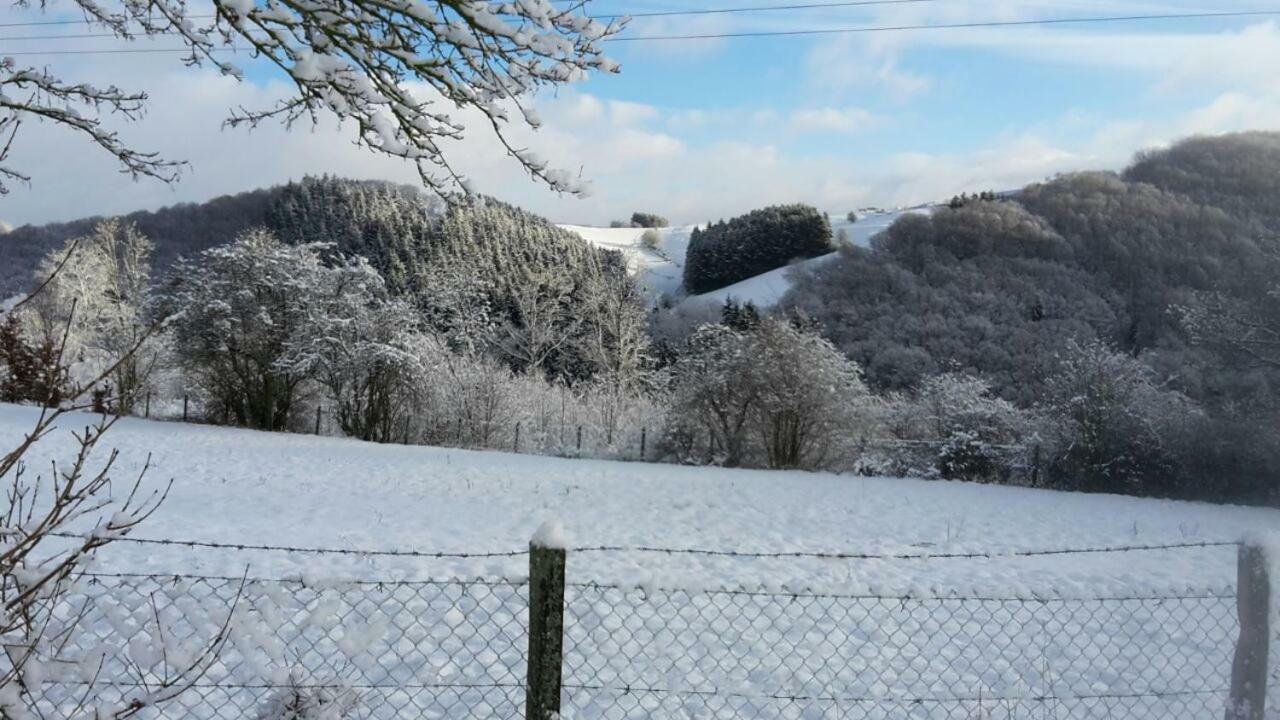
1226;541;1270;720
527;525;566;720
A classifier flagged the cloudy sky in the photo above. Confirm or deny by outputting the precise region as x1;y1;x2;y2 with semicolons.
4;0;1280;227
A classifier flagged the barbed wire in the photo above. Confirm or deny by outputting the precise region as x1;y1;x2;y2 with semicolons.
49;531;530;558
568;539;1241;560
81;571;529;588
51;530;1239;561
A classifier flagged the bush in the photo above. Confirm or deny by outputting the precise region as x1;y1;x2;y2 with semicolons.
639;228;663;251
609;220;628;228
1041;339;1199;495
667;317;876;469
631;212;668;228
846;211;858;223
0;314;69;406
683;204;832;294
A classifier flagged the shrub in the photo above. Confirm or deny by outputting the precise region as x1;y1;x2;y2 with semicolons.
667;317;875;469
0;314;70;406
846;211;858;223
639;228;663;251
630;212;668;228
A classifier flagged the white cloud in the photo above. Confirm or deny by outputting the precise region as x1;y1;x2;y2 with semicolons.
787;107;882;135
7;20;1280;231
803;37;931;102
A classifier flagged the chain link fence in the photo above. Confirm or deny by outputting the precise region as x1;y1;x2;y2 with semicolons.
15;542;1277;720
562;583;1239;719
30;574;528;720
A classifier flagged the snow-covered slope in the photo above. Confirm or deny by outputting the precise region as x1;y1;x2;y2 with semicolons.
557;224;693;299
5;403;1269;595
561;208;928;307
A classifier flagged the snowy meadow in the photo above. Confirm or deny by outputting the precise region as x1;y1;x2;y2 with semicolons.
4;404;1277;719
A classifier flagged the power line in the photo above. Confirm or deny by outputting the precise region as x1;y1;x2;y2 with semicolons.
0;13;214;28
606;9;1280;41
614;0;941;18
0;0;945;28
0;46;251;55
2;7;1277;48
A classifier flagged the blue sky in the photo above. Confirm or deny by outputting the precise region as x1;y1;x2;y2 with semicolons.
4;0;1280;226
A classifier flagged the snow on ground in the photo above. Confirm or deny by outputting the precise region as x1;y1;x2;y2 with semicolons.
7;405;1275;719
558;224;694;299
561;208;928;309
4;403;1270;594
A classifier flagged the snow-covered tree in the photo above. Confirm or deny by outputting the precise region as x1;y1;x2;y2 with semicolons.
668;317;873;470
494;273;580;373
0;2;623;197
747;318;874;469
1041;339;1199;493
883;373;1034;482
407;334;521;449
281;261;423;443
1;289;232;720
161;229;372;430
667;324;758;467
577;267;650;383
25;220;157;411
415;262;496;354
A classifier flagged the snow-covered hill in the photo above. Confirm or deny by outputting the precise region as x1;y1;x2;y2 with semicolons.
560;207;928;307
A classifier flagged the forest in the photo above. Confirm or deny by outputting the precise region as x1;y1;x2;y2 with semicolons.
2;132;1278;505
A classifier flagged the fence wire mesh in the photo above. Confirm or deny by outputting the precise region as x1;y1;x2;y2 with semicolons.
562;583;1242;720
27;574;529;720
11;551;1275;720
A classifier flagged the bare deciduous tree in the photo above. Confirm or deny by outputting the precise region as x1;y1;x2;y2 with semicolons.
1;287;239;719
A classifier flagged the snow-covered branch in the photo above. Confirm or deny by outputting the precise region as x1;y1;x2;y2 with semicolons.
2;0;624;197
0;58;185;194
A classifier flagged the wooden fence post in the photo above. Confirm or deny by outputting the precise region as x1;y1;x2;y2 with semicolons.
182;394;189;422
640;426;647;461
527;523;566;720
315;405;323;435
1226;541;1270;720
514;422;521;453
576;426;582;454
144;391;151;418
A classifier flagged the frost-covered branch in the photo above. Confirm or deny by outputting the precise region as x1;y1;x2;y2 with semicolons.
2;0;624;197
0;58;185;195
0;253;218;720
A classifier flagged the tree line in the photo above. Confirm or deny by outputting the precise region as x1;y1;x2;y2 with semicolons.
4;134;1280;505
780;131;1280;503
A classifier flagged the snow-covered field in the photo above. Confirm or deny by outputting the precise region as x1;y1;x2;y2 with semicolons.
560;208;923;308
4;403;1271;591
6;405;1277;719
